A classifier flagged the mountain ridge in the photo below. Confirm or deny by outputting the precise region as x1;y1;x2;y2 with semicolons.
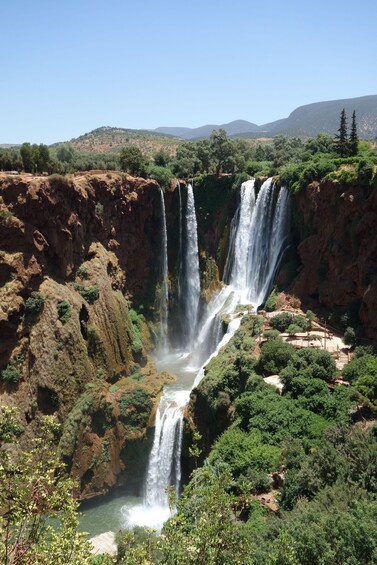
154;94;377;139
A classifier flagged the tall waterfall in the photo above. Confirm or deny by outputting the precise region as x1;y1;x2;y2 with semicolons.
225;178;290;307
158;189;169;352
179;183;200;349
123;178;290;531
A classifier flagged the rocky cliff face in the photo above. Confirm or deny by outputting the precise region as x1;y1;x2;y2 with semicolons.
0;171;171;498
292;178;377;342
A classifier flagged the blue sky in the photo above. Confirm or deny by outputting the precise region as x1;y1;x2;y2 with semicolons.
1;0;376;144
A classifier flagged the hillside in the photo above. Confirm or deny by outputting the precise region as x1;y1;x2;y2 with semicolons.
266;94;377;138
53;126;181;159
155;94;377;140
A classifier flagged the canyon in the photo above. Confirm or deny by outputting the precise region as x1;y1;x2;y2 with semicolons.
0;169;376;503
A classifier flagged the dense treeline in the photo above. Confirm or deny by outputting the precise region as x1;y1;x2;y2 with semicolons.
2;111;376;192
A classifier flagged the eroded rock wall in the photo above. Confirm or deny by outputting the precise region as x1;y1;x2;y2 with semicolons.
0;172;170;498
292;178;377;342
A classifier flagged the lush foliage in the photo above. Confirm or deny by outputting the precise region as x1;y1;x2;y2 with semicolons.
0;408;91;564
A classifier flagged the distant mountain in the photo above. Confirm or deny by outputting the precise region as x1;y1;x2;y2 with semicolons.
155;119;260;140
263;95;377;138
155;95;377;140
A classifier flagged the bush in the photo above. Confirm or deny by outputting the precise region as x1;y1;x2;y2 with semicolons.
119;387;152;429
1;364;21;384
235;390;329;447
80;285;100;304
24;291;45;316
77;264;88;279
57;300;71;324
270;312;308;332
264;289;279;312
129;308;143;356
208;428;281;479
281;348;337;384
147;164;172;190
257;338;296;374
95;202;104;217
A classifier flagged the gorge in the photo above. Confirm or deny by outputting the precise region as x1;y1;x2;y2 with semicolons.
1;166;377;556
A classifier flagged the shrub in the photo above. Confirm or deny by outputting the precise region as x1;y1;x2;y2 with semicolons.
129;308;143;356
357;158;374;185
208;428;281;478
281;348;337;384
57;300;71;324
264;289;279;312
257;338;296;374
119;387;152;429
147;164;172;190
1;364;21;384
77;264;88;279
24;291;45;316
80;285;99;304
270;312;308;332
95;202;104;217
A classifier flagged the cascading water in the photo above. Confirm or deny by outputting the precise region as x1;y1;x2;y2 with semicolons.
122;178;290;531
225;178;290;307
179;183;200;349
158;189;169;353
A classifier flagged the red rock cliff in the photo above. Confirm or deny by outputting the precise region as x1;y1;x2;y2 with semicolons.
0;172;170;499
292;178;377;342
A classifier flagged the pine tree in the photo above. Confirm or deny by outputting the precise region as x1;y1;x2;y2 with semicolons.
349;110;359;156
335;108;348;156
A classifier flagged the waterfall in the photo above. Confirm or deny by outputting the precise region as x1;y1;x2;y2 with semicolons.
179;183;200;349
123;177;290;532
158;189;169;352
227;177;290;307
177;181;183;306
143;399;184;507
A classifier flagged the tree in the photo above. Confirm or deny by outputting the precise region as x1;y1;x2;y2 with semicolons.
153;148;170;167
349;110;359;156
210;129;235;175
57;143;75;163
334;109;349;156
0;407;91;564
20;143;33;172
119;146;146;176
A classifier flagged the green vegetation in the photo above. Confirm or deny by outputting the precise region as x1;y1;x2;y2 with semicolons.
24;291;45;317
128;308;143;357
111;309;376;564
57;300;71;324
269;312;309;332
119;146;147;175
0;409;91;563
76;284;100;304
0;363;22;384
119;387;152;430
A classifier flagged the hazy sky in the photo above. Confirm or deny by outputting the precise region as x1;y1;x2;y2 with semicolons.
1;0;376;144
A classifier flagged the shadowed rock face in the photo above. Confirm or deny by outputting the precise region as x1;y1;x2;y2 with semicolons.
292;178;377;342
0;172;172;499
